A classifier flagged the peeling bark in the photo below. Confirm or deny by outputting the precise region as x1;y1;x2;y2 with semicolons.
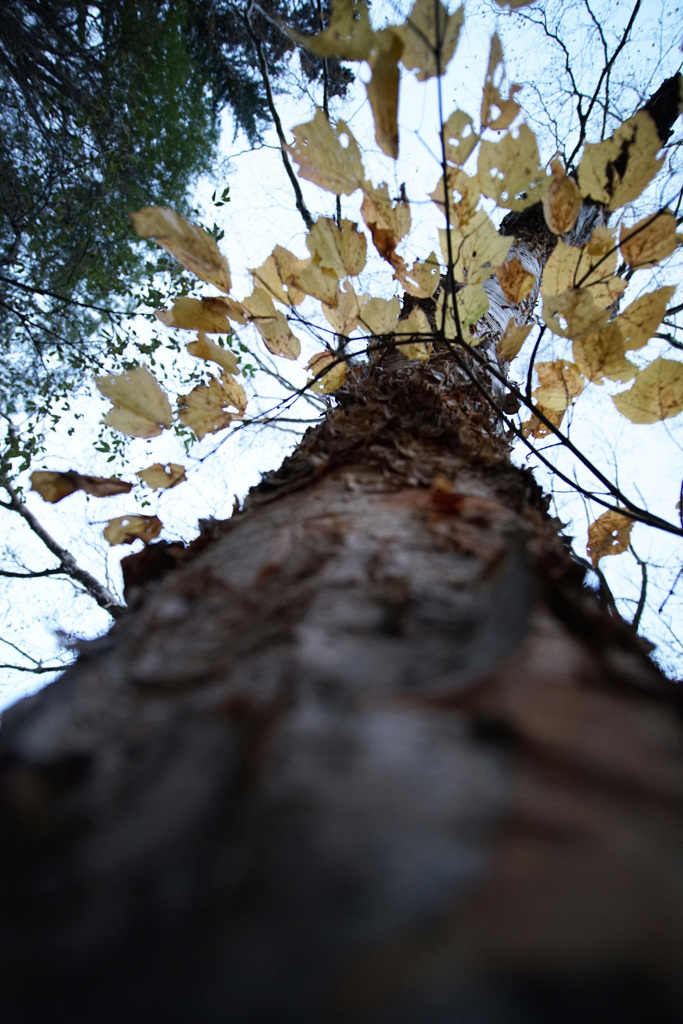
0;348;682;1023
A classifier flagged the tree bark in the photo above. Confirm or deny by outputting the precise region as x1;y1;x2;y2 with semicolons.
1;345;682;1022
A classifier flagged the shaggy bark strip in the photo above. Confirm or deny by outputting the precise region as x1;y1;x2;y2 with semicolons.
1;354;682;1023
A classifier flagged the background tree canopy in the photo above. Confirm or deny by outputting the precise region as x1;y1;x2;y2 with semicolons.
0;0;352;452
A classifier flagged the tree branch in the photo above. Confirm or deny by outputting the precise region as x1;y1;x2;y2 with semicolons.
245;3;314;231
1;477;125;618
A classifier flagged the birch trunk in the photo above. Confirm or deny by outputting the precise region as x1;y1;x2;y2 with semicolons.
1;345;682;1023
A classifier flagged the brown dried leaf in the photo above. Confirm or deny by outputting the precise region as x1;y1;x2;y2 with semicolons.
496;256;536;305
136;463;186;490
542;289;610;339
30;471;133;503
480;34;521;130
477;125;547;210
397;0;463;81
361;183;411;270
430;167;480;227
323;281;362;335
541;231;626;309
587;509;633;566
358;295;400;335
187;332;239;375
288;110;365;196
306;218;367;278
273;245;339;307
242;287;301;359
103;515;162;547
497;321;532;361
130;207;231;293
96;366;173;439
440;210;513;285
288;0;374;60
613;357;683;423
542;158;583;235
365;28;402;158
577;111;663;211
178;373;247;440
250;252;305;307
442;109;478;166
156;297;230;333
619;211;680;267
534;360;584;411
307;351;347;394
573;322;637;384
397;252;441;298
521;405;565;438
395;307;432;360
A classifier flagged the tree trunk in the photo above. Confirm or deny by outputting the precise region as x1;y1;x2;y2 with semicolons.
1;347;683;1023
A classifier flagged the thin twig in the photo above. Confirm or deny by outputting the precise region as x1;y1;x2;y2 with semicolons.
245;3;314;231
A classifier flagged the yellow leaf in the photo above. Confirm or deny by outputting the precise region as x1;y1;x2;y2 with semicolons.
619;211;680;267
242;287;301;359
130;207;231;293
136;463;186;490
358;295;400;335
477;125;548;210
436;285;488;337
456;284;489;331
496;256;536;305
480;34;521;130
613;357;683;423
587;509;633;566
430;166;480;228
365;28;402;158
541;232;625;309
186;332;239;376
178;373;247;440
323;281;362;335
442;109;478;166
497;321;532;361
361;183;411;269
534;360;584;411
395;307;432;360
307;351;347;393
573;322;637;384
440;210;513;285
306;218;367;278
273;245;339;307
96;366;173;439
250;251;305;307
577;111;663;211
542;158;583;235
397;252;442;298
397;0;464;82
155;296;245;333
616;286;676;350
289;0;374;60
288;109;365;195
542;289;610;338
103;515;162;546
30;471;132;503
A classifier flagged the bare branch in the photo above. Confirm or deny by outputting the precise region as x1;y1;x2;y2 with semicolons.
1;477;125;618
245;3;314;231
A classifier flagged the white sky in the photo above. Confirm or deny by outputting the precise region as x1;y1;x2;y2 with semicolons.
1;0;682;708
